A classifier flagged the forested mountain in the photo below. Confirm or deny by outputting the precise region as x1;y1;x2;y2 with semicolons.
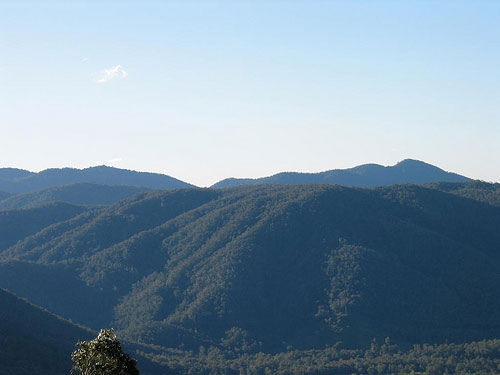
0;168;34;181
0;183;148;210
212;159;470;188
429;180;500;207
1;181;499;362
0;165;193;193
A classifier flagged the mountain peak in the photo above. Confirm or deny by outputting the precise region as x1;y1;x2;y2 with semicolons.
212;160;470;188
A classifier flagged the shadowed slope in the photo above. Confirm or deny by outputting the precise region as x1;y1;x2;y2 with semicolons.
0;288;93;375
0;183;148;210
0;202;87;252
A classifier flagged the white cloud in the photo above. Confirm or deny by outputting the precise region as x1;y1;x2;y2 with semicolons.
107;157;123;164
95;65;128;83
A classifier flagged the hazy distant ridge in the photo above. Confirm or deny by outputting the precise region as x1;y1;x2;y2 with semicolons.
212;159;470;188
0;166;194;193
0;183;148;210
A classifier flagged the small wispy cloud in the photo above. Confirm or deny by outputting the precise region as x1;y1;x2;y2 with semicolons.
81;57;89;63
95;65;128;83
107;157;123;164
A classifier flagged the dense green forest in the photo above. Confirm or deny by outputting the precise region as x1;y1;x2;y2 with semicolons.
1;180;500;374
428;181;500;208
142;338;500;375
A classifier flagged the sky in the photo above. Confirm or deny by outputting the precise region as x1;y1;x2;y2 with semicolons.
1;1;499;187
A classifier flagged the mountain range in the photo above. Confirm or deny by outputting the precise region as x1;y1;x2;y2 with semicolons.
0;165;193;194
1;160;499;374
0;160;472;197
212;159;470;188
1;182;499;353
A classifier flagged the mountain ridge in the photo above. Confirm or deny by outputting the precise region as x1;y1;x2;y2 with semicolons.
0;165;194;193
0;183;148;210
1;182;499;354
212;159;471;188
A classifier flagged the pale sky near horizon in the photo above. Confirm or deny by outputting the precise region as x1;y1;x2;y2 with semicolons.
1;1;499;187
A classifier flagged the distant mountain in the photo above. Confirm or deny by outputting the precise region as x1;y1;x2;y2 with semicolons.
0;168;34;181
0;183;148;210
0;166;194;193
1;182;500;356
212;159;470;188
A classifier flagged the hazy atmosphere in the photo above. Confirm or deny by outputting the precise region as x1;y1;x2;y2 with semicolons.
1;0;499;186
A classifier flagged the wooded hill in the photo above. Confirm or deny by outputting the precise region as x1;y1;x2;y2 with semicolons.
0;181;499;361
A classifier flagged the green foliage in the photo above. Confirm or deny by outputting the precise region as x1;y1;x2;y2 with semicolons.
71;329;139;375
0;183;500;367
144;338;500;375
428;181;500;207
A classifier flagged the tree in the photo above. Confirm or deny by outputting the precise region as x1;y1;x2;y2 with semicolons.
71;329;139;375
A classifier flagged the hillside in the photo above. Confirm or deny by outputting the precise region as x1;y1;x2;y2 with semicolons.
0;288;168;375
0;182;499;357
0;166;194;193
0;191;12;201
0;183;148;210
428;181;500;208
212;159;470;188
0;202;87;252
0;288;93;375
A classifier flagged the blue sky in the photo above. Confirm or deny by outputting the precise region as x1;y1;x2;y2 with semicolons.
1;1;499;186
